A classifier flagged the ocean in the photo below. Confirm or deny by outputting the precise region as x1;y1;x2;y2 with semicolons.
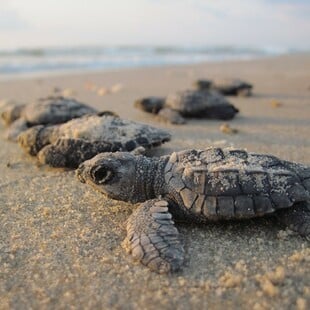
0;45;293;77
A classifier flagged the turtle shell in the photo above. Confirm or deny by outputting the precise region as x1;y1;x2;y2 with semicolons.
164;147;310;220
49;114;171;150
164;90;231;116
23;96;97;125
211;78;252;96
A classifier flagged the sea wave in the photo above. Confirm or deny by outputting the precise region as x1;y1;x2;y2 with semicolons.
0;45;294;75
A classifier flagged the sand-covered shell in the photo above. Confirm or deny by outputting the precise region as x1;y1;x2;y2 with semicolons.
134;90;239;123
165;90;237;117
1;96;98;141
18;114;171;168
164;147;310;220
1;96;96;126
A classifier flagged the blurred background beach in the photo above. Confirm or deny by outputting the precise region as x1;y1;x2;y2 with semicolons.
1;0;309;77
0;45;292;76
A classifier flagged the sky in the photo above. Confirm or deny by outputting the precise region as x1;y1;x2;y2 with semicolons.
0;0;309;50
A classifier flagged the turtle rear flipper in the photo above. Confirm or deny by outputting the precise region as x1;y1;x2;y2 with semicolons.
37;138;123;168
203;104;239;120
275;202;310;238
123;199;184;273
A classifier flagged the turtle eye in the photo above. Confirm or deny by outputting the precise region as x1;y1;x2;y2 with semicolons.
91;166;113;184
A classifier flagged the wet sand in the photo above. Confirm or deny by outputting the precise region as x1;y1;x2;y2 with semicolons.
0;54;309;309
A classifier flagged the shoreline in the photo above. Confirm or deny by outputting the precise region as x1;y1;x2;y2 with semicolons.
0;53;309;309
1;51;307;82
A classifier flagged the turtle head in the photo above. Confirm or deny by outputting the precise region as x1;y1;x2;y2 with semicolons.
77;152;141;203
1;104;25;126
194;79;212;90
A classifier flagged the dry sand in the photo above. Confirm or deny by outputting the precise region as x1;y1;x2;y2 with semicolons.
0;54;309;309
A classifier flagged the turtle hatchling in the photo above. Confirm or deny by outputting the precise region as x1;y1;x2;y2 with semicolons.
18;114;171;168
1;96;98;141
77;147;310;273
134;90;238;124
195;78;253;96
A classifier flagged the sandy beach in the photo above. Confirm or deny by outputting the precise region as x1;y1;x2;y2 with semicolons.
0;54;309;309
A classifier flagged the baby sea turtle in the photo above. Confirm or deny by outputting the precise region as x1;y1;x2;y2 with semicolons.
135;90;238;124
18;114;171;168
1;96;98;141
195;78;253;96
77;147;310;273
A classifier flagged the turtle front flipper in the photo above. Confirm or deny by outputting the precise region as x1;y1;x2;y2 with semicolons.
37;138;122;168
18;125;52;155
1;103;26;126
237;88;252;97
123;199;184;274
134;97;165;114
275;202;310;238
157;108;186;124
194;79;213;91
5;118;29;141
96;110;119;118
